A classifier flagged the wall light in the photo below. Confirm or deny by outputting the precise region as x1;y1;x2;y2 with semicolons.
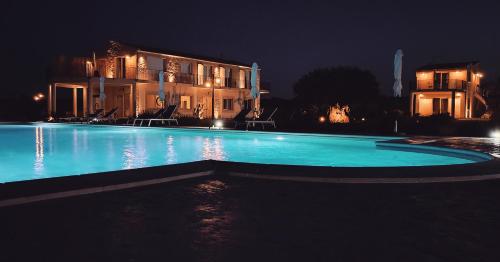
205;82;211;88
319;116;326;123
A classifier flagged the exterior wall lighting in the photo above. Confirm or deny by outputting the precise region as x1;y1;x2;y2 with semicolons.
33;93;45;102
319;116;326;123
205;82;211;88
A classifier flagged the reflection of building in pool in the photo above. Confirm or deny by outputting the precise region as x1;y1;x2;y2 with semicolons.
410;61;488;119
47;41;270;120
34;127;44;174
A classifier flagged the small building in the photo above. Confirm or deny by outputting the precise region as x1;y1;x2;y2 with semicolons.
48;41;268;119
410;61;486;119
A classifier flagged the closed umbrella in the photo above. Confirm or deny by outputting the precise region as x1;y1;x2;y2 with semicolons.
158;71;165;105
250;62;259;99
99;76;106;109
393;49;403;97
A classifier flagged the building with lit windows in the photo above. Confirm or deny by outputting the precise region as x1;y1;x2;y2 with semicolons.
47;41;268;119
410;61;486;119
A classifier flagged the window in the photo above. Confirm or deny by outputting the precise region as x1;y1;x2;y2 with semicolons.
434;73;449;89
223;99;233;110
432;98;449;115
244;99;253;110
440;98;449;114
115;57;126;79
225;67;232;87
239;70;245;89
432;98;440;114
180;96;191;110
180;62;192;74
197;64;204;85
219;67;225;87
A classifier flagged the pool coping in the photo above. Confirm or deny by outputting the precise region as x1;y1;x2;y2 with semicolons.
1;123;500;207
2;156;500;207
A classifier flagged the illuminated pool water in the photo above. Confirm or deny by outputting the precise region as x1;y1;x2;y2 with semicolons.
0;123;486;183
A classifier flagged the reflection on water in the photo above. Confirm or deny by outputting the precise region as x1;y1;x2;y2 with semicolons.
166;135;176;164
72;129;80;155
122;134;148;169
34;127;44;174
202;137;226;161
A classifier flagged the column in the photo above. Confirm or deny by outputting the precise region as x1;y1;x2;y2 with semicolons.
130;83;135;117
451;90;456;119
88;80;94;114
53;83;57;114
83;84;88;117
48;84;52;117
73;87;78;117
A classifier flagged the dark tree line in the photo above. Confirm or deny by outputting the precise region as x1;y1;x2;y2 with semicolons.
292;66;381;121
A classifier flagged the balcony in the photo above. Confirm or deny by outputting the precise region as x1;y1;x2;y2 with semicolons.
50;60;254;89
417;79;467;90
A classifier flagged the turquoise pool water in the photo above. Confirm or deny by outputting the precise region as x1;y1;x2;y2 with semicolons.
0;123;481;183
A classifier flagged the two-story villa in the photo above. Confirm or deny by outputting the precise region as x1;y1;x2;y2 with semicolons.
410;61;486;119
48;41;267;119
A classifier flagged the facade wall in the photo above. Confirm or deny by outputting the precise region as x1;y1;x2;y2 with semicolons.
413;91;465;118
135;82;254;119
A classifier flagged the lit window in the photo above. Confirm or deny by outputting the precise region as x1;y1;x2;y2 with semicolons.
180;96;191;109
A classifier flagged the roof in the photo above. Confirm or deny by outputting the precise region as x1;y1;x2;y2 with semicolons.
417;61;479;71
115;41;252;68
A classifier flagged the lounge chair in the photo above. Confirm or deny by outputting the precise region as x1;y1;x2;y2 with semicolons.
90;107;119;123
59;109;104;123
133;105;178;126
124;108;164;126
233;107;253;128
245;107;278;130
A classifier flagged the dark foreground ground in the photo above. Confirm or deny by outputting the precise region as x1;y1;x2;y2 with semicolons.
1;176;499;262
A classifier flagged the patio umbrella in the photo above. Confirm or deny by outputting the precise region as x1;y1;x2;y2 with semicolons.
158;71;165;104
251;62;259;99
393;49;403;97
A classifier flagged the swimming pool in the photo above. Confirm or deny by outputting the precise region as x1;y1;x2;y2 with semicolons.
0;123;489;183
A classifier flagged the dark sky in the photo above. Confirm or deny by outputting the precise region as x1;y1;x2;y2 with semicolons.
2;0;499;98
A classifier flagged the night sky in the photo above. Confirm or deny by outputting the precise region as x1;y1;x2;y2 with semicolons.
2;0;499;98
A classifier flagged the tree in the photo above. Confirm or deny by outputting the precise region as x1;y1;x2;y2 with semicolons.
293;66;380;120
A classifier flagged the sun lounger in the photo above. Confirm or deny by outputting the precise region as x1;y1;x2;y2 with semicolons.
245;107;277;130
90;107;119;123
133;105;178;126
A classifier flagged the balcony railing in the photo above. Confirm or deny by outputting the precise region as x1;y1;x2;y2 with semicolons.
51;61;254;89
417;79;467;90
